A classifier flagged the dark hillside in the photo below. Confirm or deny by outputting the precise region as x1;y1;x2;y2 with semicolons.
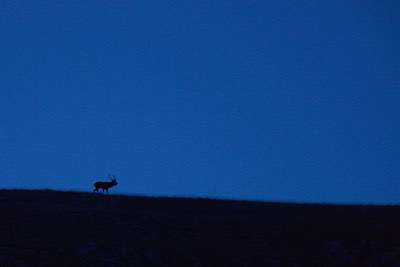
1;190;400;266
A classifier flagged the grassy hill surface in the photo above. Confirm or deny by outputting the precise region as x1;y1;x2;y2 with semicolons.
1;189;399;266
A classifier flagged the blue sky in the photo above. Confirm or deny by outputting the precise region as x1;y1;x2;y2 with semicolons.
0;1;399;203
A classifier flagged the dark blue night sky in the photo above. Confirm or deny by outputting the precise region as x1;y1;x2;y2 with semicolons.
1;1;399;204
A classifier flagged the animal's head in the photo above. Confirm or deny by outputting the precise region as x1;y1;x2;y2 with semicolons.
109;174;118;186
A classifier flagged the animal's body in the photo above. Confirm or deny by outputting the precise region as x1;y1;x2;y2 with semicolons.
93;177;118;193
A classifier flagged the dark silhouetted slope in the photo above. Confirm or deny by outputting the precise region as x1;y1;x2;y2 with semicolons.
1;189;400;266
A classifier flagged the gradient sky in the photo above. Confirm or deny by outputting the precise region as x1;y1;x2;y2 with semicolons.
1;1;399;204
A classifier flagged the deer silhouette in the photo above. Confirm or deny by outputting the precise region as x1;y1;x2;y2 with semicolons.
93;175;118;193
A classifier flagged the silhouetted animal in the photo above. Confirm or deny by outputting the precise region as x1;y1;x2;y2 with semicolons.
93;176;118;193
